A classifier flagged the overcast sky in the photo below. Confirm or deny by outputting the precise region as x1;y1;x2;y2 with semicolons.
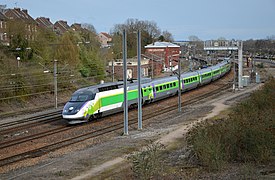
2;0;275;40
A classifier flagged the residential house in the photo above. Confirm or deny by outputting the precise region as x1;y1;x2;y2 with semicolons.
98;32;112;48
0;9;8;45
71;23;82;32
35;17;53;30
54;20;70;35
3;8;38;44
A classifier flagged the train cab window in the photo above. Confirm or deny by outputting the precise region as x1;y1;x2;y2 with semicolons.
70;93;95;102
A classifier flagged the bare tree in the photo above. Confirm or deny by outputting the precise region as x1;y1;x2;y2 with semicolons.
188;35;201;42
111;18;161;57
159;30;174;42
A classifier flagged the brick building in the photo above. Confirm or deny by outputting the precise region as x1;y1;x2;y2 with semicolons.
108;56;151;80
35;17;53;30
0;10;7;45
145;42;180;72
54;20;70;35
2;8;38;45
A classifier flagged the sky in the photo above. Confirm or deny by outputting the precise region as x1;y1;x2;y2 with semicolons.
2;0;275;41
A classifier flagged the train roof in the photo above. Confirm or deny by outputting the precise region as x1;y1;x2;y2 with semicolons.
73;81;124;95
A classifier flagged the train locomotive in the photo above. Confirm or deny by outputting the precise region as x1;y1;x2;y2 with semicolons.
62;59;231;124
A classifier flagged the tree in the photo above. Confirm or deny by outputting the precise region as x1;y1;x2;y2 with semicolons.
81;23;97;34
111;18;161;57
159;30;174;42
31;27;58;65
217;37;226;41
188;35;201;42
54;32;80;67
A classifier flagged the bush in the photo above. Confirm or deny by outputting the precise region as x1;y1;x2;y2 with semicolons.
187;78;275;170
128;141;165;179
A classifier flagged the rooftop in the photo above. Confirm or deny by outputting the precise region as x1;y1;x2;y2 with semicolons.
145;41;180;48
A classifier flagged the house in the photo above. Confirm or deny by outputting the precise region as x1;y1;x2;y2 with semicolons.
3;8;38;44
35;17;53;30
54;20;70;35
71;23;82;31
98;32;112;48
108;55;151;80
0;9;8;45
145;42;180;72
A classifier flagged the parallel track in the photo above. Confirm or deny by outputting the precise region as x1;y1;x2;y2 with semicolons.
0;111;62;135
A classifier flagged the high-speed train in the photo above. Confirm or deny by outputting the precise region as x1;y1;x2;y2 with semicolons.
62;59;231;124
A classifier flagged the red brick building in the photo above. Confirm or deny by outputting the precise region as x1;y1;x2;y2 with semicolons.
3;8;38;45
0;10;8;45
54;20;70;35
145;42;180;72
35;17;53;30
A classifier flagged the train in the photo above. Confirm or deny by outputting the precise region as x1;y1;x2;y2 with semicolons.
62;59;231;124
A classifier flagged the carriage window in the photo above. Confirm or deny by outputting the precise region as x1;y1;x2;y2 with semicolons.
156;87;159;91
160;86;163;90
173;82;176;86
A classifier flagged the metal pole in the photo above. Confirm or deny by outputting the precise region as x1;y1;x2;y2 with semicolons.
178;59;181;112
137;30;142;130
151;54;154;79
123;30;128;135
54;59;58;109
238;41;243;89
112;59;114;82
232;52;236;92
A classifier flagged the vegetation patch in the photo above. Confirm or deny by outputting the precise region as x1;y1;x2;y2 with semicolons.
186;78;275;171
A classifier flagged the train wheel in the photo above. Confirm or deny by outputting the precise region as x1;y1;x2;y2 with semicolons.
88;115;95;122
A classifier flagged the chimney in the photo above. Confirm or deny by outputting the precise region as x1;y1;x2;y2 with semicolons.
14;8;20;12
22;9;28;14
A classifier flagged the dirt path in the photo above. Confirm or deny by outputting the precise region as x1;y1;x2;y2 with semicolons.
71;83;264;179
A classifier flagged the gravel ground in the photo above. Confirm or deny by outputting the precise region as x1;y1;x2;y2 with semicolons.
1;67;274;180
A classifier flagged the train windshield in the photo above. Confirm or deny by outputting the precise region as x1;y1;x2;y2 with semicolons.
70;93;95;102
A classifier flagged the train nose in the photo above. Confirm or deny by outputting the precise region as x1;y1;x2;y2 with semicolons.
63;102;83;115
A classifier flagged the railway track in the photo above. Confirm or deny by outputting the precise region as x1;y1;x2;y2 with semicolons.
0;110;63;136
0;110;62;129
0;78;232;168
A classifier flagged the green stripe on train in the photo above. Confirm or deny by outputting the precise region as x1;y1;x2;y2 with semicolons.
101;89;138;106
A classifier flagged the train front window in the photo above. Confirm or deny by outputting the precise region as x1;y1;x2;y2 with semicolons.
70;94;95;102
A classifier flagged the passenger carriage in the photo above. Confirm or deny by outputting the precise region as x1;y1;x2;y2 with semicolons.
181;71;200;91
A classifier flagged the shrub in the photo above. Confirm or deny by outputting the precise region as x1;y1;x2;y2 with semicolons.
187;78;275;170
128;141;165;179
